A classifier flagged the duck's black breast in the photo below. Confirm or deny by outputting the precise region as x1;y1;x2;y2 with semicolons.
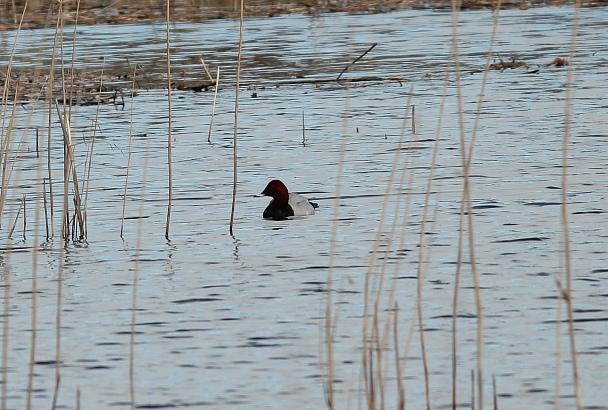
263;201;295;220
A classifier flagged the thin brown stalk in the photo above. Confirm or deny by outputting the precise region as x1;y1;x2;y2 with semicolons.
560;2;583;409
471;369;475;410
46;2;61;239
199;56;214;82
27;234;40;410
130;142;150;410
229;0;244;236
374;92;415;409
208;66;220;144
361;91;411;410
55;103;85;241
22;194;26;241
323;81;350;410
492;375;497;410
393;303;404;410
302;112;306;146
121;64;139;238
43;178;49;240
7;198;23;239
411;104;416;134
1;261;10;409
82;60;106;239
451;0;495;406
165;0;173;240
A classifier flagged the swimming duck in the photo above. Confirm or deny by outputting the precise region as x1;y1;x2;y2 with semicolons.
261;180;318;220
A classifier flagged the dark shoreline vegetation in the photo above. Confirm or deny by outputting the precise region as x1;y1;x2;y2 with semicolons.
0;0;597;105
0;0;603;31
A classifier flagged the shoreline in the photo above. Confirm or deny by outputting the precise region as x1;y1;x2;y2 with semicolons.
0;0;601;31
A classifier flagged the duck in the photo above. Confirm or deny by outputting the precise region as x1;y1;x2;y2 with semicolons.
260;180;318;220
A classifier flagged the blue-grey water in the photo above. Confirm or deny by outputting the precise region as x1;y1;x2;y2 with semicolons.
0;5;607;409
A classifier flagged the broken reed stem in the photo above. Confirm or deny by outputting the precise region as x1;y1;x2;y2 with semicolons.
199;56;214;82
208;66;220;144
165;0;173;240
7;197;23;239
121;63;139;238
229;0;244;236
336;42;377;81
560;2;583;409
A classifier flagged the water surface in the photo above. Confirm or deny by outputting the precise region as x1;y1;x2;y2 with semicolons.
1;6;608;409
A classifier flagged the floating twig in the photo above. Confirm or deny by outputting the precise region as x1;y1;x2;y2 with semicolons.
336;42;377;81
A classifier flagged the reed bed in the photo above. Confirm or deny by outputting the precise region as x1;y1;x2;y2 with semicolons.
0;0;593;409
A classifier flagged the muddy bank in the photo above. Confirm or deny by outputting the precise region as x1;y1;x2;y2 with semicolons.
0;0;602;31
0;0;596;105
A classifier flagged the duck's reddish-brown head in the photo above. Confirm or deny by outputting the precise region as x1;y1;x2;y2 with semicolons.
261;180;289;204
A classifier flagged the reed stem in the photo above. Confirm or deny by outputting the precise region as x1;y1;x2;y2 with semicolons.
229;0;244;236
165;0;173;240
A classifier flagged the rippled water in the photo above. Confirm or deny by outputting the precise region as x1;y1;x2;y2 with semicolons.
1;5;608;409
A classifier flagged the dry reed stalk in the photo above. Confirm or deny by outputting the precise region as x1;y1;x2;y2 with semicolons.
450;0;500;405
82;59;106;239
52;247;64;410
229;0;244;236
43;178;49;240
323;93;351;408
130;142;150;410
0;0;29;228
411;104;416;134
26;139;46;410
121;64;139;238
471;369;475;410
45;2;64;239
25;223;38;410
165;0;173;240
492;375;497;410
1;261;9;409
360;92;413;409
393;302;404;410
373;92;415;409
22;194;26;240
302;112;306;145
362;94;412;408
55;103;86;241
7;197;24;239
559;2;583;409
199;56;214;82
208;66;220;143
